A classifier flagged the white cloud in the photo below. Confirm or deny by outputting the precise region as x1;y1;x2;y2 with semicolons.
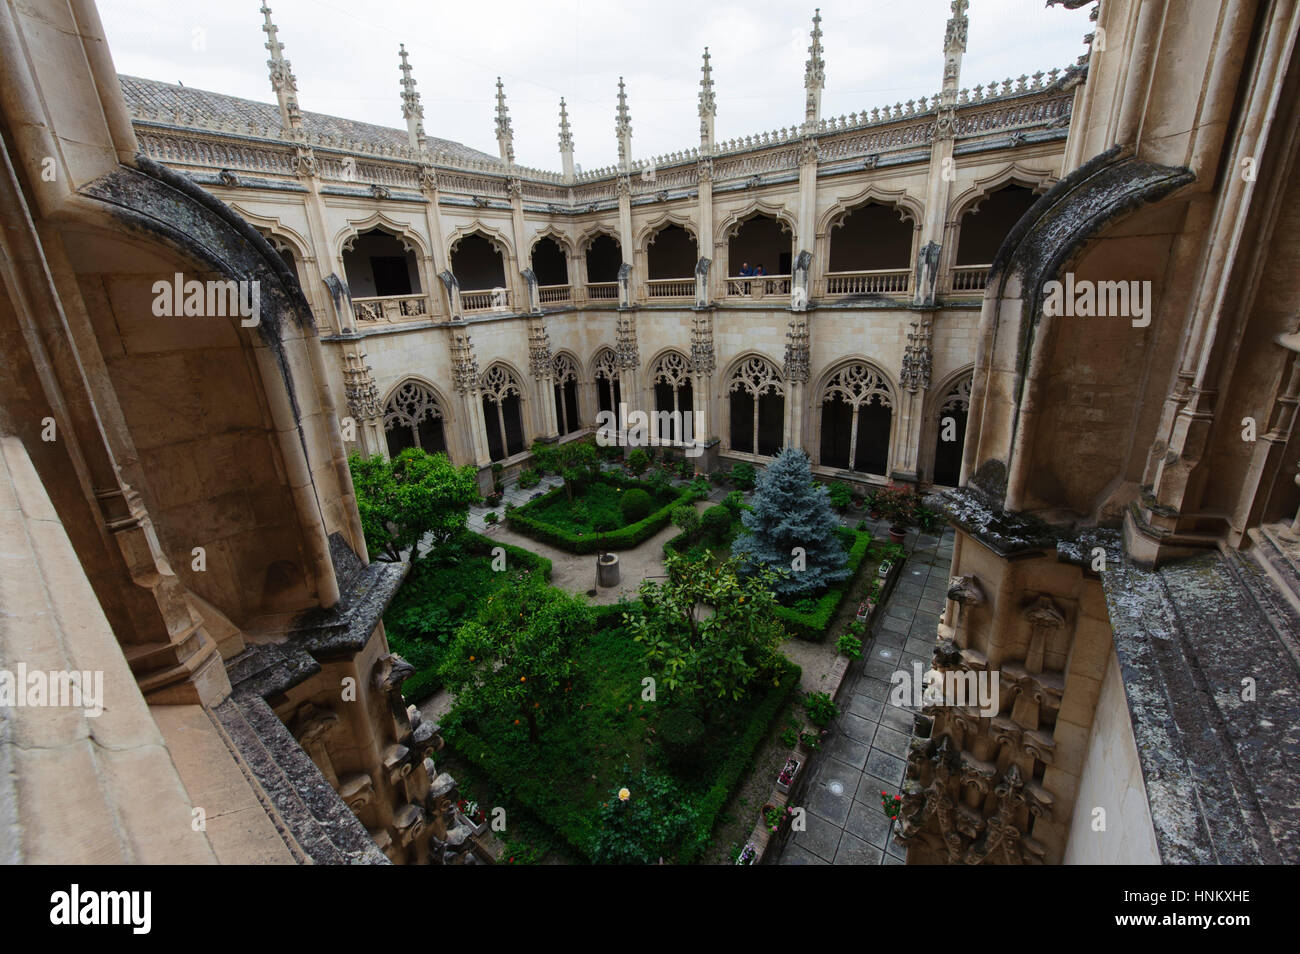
98;0;1096;170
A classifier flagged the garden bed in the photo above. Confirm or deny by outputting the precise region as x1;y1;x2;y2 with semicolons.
506;474;702;554
383;532;551;702
441;609;799;864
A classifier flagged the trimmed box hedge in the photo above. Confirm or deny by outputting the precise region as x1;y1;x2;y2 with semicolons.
677;657;800;863
507;477;702;554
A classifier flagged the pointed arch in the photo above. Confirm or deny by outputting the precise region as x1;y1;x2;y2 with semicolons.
817;184;923;239
334;210;429;259
947;162;1058;223
923;365;974;487
716;200;797;246
229;204;311;261
815;358;896;476
635;210;699;250
479;361;528;461
590;346;623;417
724;353;786;459
528;224;575;257
380;377;451;460
576;225;621;253
551;350;583;436
446;221;515;260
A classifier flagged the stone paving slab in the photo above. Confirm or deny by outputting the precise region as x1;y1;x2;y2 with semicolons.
774;525;954;866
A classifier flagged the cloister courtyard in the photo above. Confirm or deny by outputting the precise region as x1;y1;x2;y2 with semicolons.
360;440;950;864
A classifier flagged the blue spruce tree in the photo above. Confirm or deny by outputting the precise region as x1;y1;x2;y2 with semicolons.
732;447;849;598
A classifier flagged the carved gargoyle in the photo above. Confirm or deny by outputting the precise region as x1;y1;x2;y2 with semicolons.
947;574;986;605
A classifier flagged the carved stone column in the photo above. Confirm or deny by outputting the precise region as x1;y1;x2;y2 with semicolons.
341;348;385;456
896;320;933;482
528;317;557;439
784;315;810;453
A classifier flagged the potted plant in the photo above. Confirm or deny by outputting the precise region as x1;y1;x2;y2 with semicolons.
776;756;801;794
762;804;791;834
736;842;757;865
876;485;916;544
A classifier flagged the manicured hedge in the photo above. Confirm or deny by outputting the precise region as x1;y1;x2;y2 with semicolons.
678;657;800;863
507;479;703;553
773;530;875;641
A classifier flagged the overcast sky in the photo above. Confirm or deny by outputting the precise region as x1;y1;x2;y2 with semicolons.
98;0;1096;171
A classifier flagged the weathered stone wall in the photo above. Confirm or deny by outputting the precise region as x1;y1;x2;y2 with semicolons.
1062;645;1160;864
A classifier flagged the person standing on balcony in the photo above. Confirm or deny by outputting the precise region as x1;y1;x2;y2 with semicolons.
738;261;753;294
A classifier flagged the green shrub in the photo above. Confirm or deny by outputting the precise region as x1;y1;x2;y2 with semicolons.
592;509;620;532
589;768;700;865
828;481;854;510
484;511;499;524
701;504;732;539
530;441;558;474
626;448;650;475
620;488;654;522
518;467;541;488
671;505;700;534
690;475;711;495
836;632;863;659
723;489;746;517
657;707;707;771
729;461;757;490
803;691;840;727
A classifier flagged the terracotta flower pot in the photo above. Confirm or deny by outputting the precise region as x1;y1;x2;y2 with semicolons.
889;525;906;544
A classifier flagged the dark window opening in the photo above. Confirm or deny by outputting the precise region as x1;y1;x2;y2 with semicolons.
646;224;698;279
729;215;791;275
452;234;506;290
586;234;622;283
955;186;1037;265
828;203;912;272
531;237;569;286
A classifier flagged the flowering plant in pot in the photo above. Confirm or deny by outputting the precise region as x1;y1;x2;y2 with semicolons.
762;804;792;833
777;756;801;793
875;484;918;543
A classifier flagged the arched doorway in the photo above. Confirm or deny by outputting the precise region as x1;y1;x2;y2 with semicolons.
932;374;972;487
727;355;785;457
480;364;526;461
818;362;894;476
382;380;449;459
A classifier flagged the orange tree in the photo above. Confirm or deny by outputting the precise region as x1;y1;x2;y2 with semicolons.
349;448;480;562
624;553;786;721
438;574;591;742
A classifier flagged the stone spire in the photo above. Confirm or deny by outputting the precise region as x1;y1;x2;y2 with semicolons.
494;77;515;165
615;77;633;170
398;44;426;151
936;0;969;139
558;97;575;181
699;47;716;150
803;8;825;131
260;4;302;133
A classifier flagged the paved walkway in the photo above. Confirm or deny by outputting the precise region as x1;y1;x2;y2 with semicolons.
778;525;955;865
